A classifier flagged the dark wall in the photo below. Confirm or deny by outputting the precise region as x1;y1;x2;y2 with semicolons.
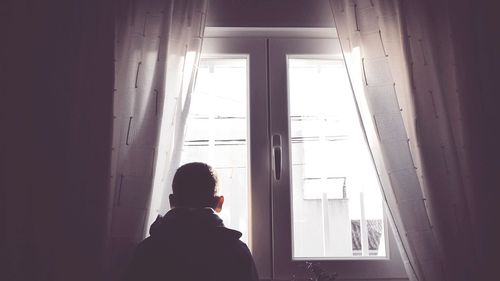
207;0;335;27
463;0;500;279
2;1;114;280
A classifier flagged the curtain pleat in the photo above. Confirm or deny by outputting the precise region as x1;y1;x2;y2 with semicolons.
330;1;478;281
109;1;207;279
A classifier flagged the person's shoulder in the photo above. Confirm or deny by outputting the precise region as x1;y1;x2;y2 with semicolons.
213;226;242;239
234;239;253;260
133;235;169;257
211;229;258;281
212;227;251;253
132;236;154;256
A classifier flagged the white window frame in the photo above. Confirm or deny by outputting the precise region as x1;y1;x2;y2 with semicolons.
200;37;273;278
201;29;408;281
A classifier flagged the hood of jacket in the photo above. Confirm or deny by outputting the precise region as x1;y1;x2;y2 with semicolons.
149;207;242;240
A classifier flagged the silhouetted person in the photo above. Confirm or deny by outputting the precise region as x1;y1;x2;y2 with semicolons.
123;162;259;281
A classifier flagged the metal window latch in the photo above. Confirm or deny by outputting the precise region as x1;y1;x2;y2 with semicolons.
272;134;282;181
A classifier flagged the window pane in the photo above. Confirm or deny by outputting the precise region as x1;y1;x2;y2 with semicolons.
288;58;386;259
180;58;249;245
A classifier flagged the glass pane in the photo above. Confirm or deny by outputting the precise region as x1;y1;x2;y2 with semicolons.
288;58;386;259
180;58;249;245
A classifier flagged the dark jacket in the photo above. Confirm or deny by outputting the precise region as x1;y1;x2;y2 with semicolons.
122;208;259;281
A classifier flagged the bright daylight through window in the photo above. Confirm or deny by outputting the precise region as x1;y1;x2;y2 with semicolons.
180;58;250;245
288;58;386;259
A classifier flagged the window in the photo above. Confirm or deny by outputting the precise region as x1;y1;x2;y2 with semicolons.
287;58;386;259
175;34;407;280
180;58;250;244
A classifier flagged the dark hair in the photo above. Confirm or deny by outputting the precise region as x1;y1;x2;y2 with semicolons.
172;162;218;207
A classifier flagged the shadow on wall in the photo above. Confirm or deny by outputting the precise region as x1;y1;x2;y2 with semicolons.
2;1;114;281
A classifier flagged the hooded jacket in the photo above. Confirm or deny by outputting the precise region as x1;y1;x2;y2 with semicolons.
122;208;259;281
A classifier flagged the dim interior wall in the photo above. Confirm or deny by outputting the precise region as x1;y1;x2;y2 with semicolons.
2;1;114;281
207;0;335;28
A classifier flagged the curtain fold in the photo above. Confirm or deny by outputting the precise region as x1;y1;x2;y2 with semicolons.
330;1;478;281
109;0;207;279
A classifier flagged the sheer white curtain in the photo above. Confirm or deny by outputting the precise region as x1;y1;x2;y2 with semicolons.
330;1;478;281
147;1;207;228
109;0;206;279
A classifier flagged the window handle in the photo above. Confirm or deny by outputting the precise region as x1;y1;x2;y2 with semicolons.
272;134;282;181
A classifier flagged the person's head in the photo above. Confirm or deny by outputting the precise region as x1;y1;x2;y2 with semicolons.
169;162;224;212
